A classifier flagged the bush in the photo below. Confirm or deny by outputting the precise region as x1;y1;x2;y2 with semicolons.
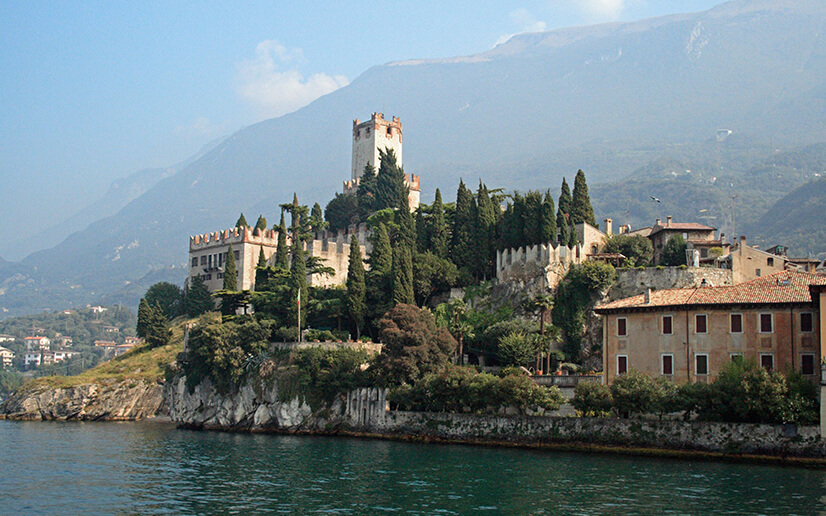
304;329;337;342
610;370;661;418
497;332;541;367
273;326;299;342
604;234;653;266
283;347;372;407
572;381;613;417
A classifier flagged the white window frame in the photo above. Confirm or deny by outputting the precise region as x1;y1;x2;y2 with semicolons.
661;353;674;376
729;313;743;334
695;313;708;334
695;353;709;376
617;317;627;337
759;312;774;334
617;355;628;375
662;315;673;335
760;353;775;370
801;353;816;375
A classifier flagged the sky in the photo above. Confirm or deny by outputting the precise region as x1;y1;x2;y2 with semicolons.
0;0;726;259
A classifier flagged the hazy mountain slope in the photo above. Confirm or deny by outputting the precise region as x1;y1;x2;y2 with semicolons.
3;0;826;316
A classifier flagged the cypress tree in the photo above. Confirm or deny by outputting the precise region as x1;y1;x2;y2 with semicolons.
512;192;527;247
523;190;543;246
430;188;448;259
571;169;597;226
557;178;572;244
289;240;308;330
223;244;238;291
392;245;414;306
568;221;578;248
415;207;428;254
396;188;416;250
254;247;268;289
558;178;572;217
357;163;377;221
369;223;392;276
235;213;249;228
374;148;407;211
346;235;367;338
184;275;214;317
254;215;267;233
475;183;497;279
450;179;475;272
145;304;171;349
500;202;515;249
136;298;151;338
366;223;392;317
310;202;327;235
540;190;557;243
275;212;289;270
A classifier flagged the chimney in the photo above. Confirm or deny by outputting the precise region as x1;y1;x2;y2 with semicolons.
644;288;652;304
740;235;747;247
655;218;661;226
604;218;613;236
666;215;673;226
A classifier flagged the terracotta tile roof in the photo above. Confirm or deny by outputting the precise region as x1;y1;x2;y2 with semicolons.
595;270;826;313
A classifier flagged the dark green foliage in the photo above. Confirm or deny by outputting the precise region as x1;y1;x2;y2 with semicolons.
346;235;366;338
222;244;237;291
572;381;614;417
144;281;183;319
511;192;527;245
522;190;543;245
254;215;267;233
571;169;597;226
567;221;578;248
499;202;517;249
388;366;564;414
392;245;414;306
552;261;616;362
144;303;171;349
412;251;458;306
254;247;268;288
324;193;360;233
610;371;666;418
136;298;151;338
558;178;572;215
430;188;449;259
539;190;557;243
374;148;407;211
415;208;428;254
275;213;289;270
235;213;249;228
497;332;542;367
0;369;24;399
374;304;457;385
660;235;687;266
450;179;476;275
481;318;540;353
183;275;214;317
557;211;570;246
474;183;498;279
357;163;378;221
184;315;271;394
289;240;308;329
310;202;327;235
604;234;654;266
365;223;392;326
283;347;372;408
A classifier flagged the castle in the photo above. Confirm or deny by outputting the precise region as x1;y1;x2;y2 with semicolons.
188;113;403;293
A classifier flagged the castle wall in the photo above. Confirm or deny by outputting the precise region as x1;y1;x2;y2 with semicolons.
188;226;279;292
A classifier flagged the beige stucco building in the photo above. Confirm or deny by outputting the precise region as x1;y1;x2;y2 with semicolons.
596;270;826;385
189;226;280;292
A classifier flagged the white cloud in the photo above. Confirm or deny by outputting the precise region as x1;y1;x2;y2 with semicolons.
569;0;627;21
236;40;349;120
495;8;548;46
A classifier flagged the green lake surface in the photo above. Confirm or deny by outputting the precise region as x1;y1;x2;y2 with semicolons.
2;419;825;515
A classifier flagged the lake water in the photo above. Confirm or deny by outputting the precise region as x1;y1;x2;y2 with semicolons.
2;419;825;515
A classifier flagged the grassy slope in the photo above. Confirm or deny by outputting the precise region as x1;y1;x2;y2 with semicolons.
19;318;188;392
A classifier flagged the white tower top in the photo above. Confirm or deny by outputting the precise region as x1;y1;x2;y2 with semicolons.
351;113;403;180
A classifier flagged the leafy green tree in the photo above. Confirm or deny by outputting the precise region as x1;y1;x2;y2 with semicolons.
144;281;183;319
570;169;597;226
413;251;458;306
275;212;290;270
310;202;327;235
661;235;687;266
392;245;415;306
539;190;557;243
498;332;542;367
572;381;613;417
346;235;366;339
604;234;654;266
325;193;359;233
374;304;457;384
136;298;151;338
223;245;238;291
374;148;407;211
610;370;661;418
183;275;214;317
254;214;267;233
430;188;449;259
357;163;378;221
235;213;249;228
450;179;475;275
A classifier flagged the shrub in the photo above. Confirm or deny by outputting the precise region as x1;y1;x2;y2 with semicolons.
572;381;613;417
497;332;541;367
610;370;660;418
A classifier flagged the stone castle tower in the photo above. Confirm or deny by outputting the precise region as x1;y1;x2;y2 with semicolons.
351;112;403;180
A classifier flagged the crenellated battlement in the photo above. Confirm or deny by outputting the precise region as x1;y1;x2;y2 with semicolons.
189;225;281;251
312;222;370;251
496;241;587;290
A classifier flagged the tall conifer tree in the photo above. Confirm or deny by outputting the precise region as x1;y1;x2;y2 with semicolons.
450;179;475;273
275;212;289;270
557;178;572;244
523;190;543;246
346;235;366;339
357;163;378;220
254;247;268;288
571;169;597;226
539;190;557;243
223;244;237;291
254;215;267;233
310;202;327;235
512;192;527;247
235;213;249;228
430;188;448;259
137;298;150;338
289;240;308;329
374;148;407;211
475;183;497;279
183;275;214;316
392;245;414;305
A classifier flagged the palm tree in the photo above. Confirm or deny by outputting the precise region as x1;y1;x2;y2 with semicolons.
448;297;469;365
531;294;555;373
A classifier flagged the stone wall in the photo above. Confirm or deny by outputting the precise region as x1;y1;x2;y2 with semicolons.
608;267;733;301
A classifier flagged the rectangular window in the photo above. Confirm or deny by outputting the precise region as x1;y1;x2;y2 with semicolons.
662;315;673;335
801;313;814;333
760;353;774;371
617;355;628;375
767;257;774;266
191;257;198;267
234;251;240;260
617;318;627;337
200;256;206;265
695;314;707;334
695;354;709;375
730;352;744;363
219;253;223;266
760;313;773;333
756;269;761;277
801;354;815;375
730;313;743;333
661;354;673;375
208;255;213;268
